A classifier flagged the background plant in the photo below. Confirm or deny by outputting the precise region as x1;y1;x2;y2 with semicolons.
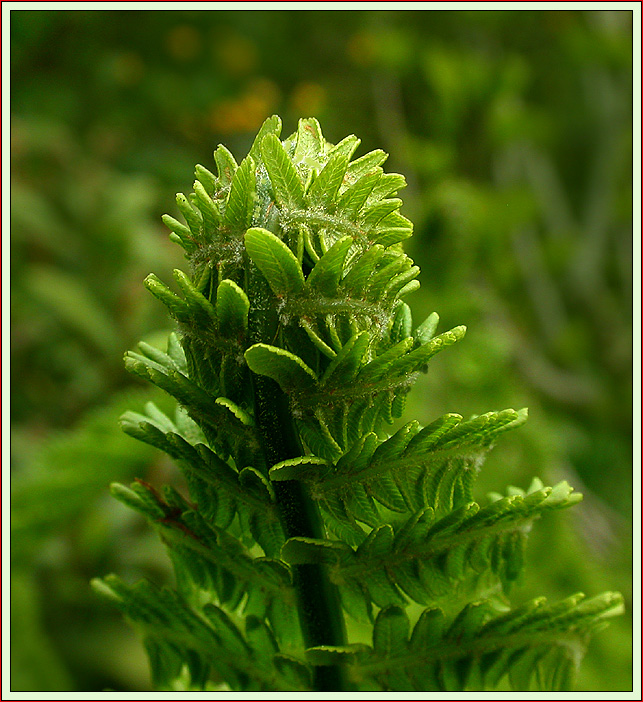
10;9;632;691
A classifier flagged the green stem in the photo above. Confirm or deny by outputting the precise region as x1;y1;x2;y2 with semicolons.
252;372;349;691
246;258;348;690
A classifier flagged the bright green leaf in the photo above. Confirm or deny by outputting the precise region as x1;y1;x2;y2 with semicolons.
244;227;304;297
224;156;256;231
245;343;317;393
216;279;250;338
261;134;305;209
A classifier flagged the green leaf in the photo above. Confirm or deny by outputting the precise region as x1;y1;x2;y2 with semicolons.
245;343;317;393
143;274;190;322
162;213;195;249
248;114;282;161
281;537;351;566
404;413;463;455
125;354;242;441
335;431;378;474
414;311;440;344
176;192;202;236
409;608;446;650
366;251;412;299
172;269;217;325
224;156;256;230
390;303;413;343
373;211;414;246
305;235;353;296
356;337;414;384
373;606;409;656
269;456;331;482
297;416;343;461
214;144;238;186
300;319;337;359
239;466;274;501
214;396;254;426
360;199;403;229
245;615;278;657
244;227;304;297
369;173;407;201
90;577;124;606
273;654;312;690
321;331;370;386
327;134;361;161
385;266;421;300
193;180;221;232
306;152;350;206
135;344;183;377
344;149;388;187
109;482;166;520
337;168;382;217
356;524;395;559
216;279;250;338
371;421;419;466
202;605;250;658
261;133;305;209
385;326;466;379
194;164;217;194
342;482;379;525
340;244;385;297
293;117;324;164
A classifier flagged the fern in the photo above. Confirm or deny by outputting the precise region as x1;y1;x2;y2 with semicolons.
93;116;623;692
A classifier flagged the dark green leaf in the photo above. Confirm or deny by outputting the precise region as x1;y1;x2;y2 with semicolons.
373;606;409;656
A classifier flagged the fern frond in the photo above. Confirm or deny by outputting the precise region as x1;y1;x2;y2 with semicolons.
108;480;296;638
96;115;622;692
271;408;528;543
306;592;624;691
92;576;311;691
282;479;581;613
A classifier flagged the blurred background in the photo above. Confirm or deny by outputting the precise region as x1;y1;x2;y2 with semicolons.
10;9;633;692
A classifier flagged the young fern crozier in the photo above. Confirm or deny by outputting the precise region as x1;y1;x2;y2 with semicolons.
93;116;623;692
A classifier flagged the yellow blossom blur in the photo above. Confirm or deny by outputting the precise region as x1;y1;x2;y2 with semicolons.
346;30;377;67
209;79;280;134
166;25;202;62
289;82;326;117
111;51;145;87
214;33;258;77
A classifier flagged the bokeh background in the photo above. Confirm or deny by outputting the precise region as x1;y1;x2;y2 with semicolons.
10;9;633;692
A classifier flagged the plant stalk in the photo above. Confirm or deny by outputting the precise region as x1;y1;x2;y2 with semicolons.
252;372;349;691
245;256;349;690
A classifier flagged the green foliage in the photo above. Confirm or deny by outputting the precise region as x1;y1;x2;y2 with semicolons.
307;592;623;692
10;389;175;691
11;390;166;559
94;117;622;692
